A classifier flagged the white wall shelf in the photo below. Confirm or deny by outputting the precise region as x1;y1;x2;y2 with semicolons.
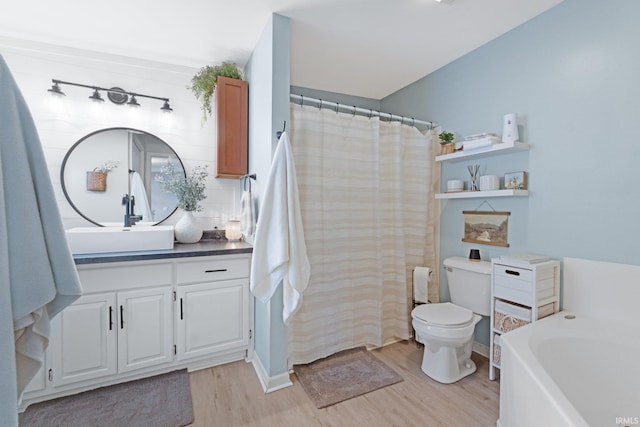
435;189;528;199
435;141;529;163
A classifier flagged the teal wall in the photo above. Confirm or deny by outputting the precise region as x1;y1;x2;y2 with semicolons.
245;13;290;377
381;0;640;345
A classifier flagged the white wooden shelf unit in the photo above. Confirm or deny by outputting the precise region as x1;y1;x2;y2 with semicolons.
489;257;560;380
436;141;530;199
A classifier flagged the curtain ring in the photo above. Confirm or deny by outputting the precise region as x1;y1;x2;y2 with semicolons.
318;99;323;110
352;105;356;117
335;102;339;113
412;118;415;127
300;94;304;107
369;109;373;119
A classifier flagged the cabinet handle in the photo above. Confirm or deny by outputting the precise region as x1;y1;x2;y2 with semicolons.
180;298;184;320
109;306;113;331
205;268;227;273
505;269;520;276
120;305;124;329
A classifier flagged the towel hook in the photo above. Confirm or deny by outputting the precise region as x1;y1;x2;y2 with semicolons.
276;121;286;140
242;173;256;191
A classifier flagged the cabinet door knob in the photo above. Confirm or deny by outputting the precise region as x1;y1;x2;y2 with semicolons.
120;305;124;329
505;269;520;276
205;269;227;273
180;298;184;320
109;306;114;331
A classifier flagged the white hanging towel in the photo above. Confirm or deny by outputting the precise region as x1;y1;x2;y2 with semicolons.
130;171;153;222
240;176;256;237
250;131;310;324
0;55;82;425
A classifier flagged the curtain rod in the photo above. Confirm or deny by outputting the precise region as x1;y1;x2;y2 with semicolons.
290;93;436;128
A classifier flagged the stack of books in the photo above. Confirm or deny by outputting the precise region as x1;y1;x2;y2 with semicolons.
462;133;501;151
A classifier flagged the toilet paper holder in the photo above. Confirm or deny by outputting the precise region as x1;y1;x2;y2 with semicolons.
412;266;432;307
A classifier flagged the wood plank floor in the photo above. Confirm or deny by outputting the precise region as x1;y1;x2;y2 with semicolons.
188;341;500;427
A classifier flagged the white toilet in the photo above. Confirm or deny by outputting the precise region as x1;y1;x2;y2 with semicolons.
411;256;491;383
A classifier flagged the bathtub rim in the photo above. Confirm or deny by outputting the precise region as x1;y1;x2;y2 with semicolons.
499;311;589;427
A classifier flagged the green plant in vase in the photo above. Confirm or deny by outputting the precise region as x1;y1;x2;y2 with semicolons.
439;131;455;154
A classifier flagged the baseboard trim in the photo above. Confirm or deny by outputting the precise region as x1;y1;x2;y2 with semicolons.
473;341;490;358
251;353;293;394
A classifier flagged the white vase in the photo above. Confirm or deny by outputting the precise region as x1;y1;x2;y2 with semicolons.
174;211;203;244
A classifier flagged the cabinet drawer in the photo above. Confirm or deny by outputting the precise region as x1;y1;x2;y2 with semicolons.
493;264;533;282
177;257;249;283
493;276;533;306
78;262;173;292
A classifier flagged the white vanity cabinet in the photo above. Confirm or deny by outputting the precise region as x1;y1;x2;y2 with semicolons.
175;256;251;363
116;286;174;373
176;280;249;361
47;262;174;387
21;251;253;411
48;292;117;386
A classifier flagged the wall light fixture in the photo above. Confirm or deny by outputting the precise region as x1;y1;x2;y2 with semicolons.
47;79;173;112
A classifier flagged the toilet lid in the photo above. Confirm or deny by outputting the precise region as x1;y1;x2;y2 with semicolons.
412;302;474;327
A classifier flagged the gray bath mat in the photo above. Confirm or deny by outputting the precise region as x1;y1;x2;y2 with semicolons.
19;369;193;427
294;346;403;409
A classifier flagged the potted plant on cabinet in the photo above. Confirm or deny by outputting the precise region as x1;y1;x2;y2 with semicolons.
439;131;455;154
189;61;242;123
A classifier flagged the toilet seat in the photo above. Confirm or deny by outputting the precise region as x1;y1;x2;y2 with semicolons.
413;302;473;328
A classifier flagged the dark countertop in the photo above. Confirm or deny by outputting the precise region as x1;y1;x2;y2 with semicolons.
73;239;253;265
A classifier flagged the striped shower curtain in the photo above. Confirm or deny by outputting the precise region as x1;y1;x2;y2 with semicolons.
288;104;439;365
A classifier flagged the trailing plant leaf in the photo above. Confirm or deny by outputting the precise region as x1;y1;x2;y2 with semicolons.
189;62;242;123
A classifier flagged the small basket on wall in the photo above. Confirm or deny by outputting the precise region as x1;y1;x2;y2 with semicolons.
86;170;107;192
86;160;119;192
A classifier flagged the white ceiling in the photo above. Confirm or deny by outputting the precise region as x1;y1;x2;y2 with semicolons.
0;0;562;99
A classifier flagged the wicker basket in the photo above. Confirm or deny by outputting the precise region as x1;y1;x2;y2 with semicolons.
86;171;107;192
493;342;502;366
494;299;531;333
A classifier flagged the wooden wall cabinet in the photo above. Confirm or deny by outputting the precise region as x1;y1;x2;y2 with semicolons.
215;76;248;178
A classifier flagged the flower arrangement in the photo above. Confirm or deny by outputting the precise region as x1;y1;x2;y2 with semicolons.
95;160;119;173
157;162;208;212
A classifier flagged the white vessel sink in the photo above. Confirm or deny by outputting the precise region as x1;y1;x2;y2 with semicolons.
65;225;175;254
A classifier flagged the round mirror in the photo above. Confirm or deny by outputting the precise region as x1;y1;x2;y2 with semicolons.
61;127;185;227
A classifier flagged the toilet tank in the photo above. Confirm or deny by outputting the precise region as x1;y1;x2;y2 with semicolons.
443;256;492;316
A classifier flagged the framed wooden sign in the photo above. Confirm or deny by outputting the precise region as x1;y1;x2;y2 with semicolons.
462;211;510;247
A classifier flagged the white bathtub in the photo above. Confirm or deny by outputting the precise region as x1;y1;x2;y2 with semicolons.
498;311;640;427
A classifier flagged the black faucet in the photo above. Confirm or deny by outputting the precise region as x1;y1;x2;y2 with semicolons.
122;194;143;227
